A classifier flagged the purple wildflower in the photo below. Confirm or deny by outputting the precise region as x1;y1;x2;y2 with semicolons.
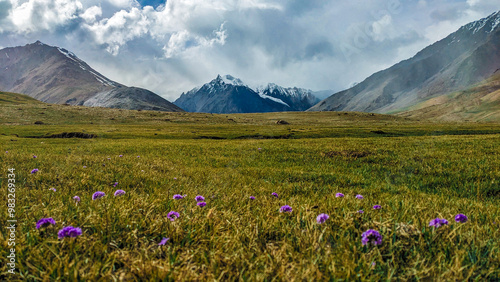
158;237;169;245
173;194;185;200
73;196;80;202
119;155;123;157
316;213;329;224
31;168;39;174
361;229;383;246
271;192;279;198
114;190;126;197
356;194;364;199
49;187;56;192
249;196;255;200
36;218;56;229
280;205;293;213
373;205;382;210
113;182;118;187
137;156;140;158
335;193;345;198
195;195;205;202
173;177;177;180
83;166;87;168
358;210;364;214
92;191;105;200
197;202;207;207
455;214;468;223
167;211;180;221
258;148;262;151
429;218;449;228
58;226;82;239
33;155;37;158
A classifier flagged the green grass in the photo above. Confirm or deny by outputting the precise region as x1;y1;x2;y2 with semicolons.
0;95;499;280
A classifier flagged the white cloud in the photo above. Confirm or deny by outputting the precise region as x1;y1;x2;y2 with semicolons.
81;0;276;57
80;5;102;24
84;7;151;55
106;0;138;8
8;0;83;33
163;23;227;58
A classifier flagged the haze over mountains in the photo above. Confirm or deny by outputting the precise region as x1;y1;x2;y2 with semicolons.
0;41;183;112
309;11;500;116
174;75;320;114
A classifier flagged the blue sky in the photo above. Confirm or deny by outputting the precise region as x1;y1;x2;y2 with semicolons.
0;0;498;100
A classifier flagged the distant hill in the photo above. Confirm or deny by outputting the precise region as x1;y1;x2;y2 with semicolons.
309;11;500;116
0;91;42;104
396;71;500;121
0;41;183;112
174;74;319;113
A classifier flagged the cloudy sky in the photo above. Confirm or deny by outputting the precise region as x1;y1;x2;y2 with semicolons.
0;0;498;100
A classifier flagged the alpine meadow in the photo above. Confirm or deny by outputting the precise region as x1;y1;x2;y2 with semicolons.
0;92;499;280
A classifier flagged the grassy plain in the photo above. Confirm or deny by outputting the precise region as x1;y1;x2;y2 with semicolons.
1;92;499;280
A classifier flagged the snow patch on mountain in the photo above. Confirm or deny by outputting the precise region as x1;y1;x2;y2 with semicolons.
257;92;290;107
57;47;116;87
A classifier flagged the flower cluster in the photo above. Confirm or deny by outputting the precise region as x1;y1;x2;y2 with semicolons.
173;194;185;199
114;190;126;197
58;226;82;239
455;214;468;223
280;205;293;213
167;211;180;221
316;213;329;224
429;218;449;228
158;237;169;245
92;191;106;200
36;218;56;229
195;195;205;202
361;229;383;246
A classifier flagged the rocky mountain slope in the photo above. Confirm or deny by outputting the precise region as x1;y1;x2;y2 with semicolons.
309;11;500;114
396;71;500;121
0;41;183;112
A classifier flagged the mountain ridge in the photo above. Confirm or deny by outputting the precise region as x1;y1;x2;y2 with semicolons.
174;74;319;113
0;41;183;112
309;11;500;115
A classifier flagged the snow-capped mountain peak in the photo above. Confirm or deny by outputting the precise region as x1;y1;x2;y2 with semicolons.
463;11;500;34
211;74;247;87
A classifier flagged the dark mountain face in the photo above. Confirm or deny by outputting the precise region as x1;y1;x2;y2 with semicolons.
0;41;183;112
309;11;500;114
174;75;319;113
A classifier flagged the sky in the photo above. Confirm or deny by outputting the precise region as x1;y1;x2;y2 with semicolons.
0;0;498;101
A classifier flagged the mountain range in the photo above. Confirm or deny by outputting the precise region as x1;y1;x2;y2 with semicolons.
174;74;320;113
0;41;183;112
309;11;500;116
1;11;499;119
